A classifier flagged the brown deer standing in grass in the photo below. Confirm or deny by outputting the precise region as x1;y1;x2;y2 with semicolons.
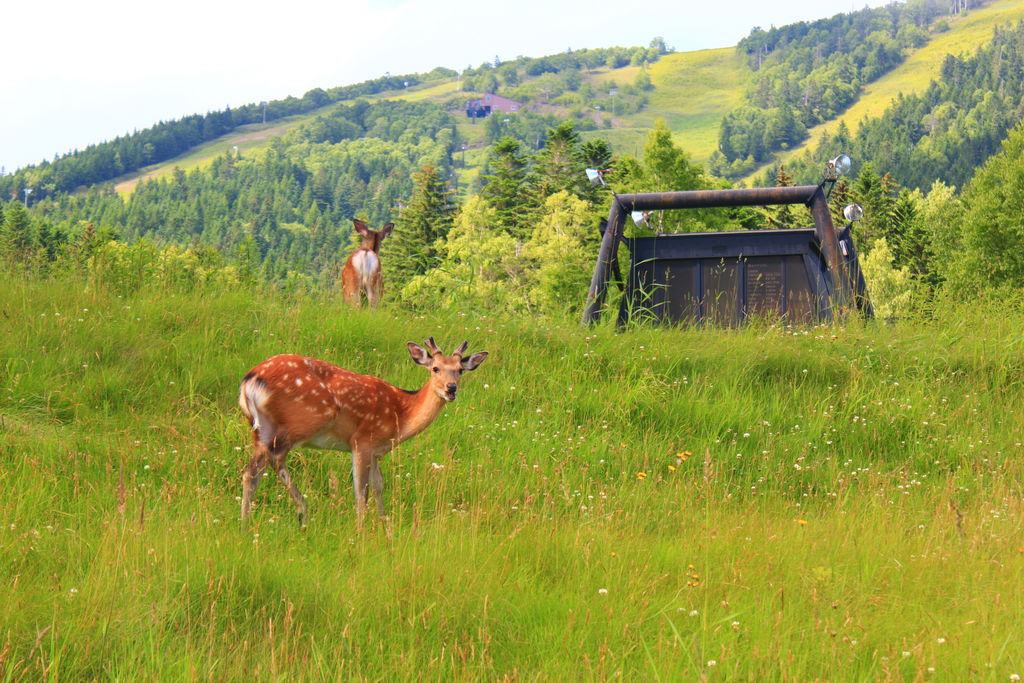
238;338;488;526
341;218;393;307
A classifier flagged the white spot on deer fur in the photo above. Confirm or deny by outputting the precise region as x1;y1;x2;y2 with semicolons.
295;378;303;387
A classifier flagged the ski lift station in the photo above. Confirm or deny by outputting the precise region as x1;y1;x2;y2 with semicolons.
582;155;872;327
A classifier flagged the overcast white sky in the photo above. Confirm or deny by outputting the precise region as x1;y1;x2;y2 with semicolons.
0;0;885;172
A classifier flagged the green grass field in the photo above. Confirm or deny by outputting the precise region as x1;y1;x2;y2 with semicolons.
2;275;1023;679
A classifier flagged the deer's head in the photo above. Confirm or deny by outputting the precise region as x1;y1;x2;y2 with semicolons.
353;218;393;253
407;338;488;402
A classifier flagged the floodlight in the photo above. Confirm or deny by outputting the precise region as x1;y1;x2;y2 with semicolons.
826;154;852;179
843;203;864;222
585;168;606;187
631;211;650;228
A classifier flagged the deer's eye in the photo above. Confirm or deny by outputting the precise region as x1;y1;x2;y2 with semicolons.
432;367;440;373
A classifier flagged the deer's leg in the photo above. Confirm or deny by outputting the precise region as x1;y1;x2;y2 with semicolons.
341;269;361;307
241;439;270;522
367;274;382;308
351;449;372;524
270;447;307;528
369;455;386;518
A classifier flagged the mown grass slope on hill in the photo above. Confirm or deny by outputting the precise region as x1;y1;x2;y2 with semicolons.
1;276;1023;678
582;48;749;162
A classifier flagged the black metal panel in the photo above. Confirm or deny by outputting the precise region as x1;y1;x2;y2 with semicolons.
619;228;834;326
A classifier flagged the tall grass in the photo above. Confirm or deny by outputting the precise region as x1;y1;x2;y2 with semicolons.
1;276;1022;679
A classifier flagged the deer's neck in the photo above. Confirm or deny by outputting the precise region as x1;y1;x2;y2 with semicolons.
396;385;446;443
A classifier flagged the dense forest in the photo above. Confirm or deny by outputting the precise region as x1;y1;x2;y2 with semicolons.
771;20;1024;192
710;0;984;177
15;100;458;287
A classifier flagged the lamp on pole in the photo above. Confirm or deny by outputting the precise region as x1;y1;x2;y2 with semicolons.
23;187;32;207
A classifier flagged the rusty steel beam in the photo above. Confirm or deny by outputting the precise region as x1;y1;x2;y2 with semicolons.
808;185;847;308
582;199;626;324
613;185;821;212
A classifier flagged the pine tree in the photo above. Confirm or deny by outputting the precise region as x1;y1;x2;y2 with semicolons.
851;162;901;248
828;178;854;226
236;232;262;285
0;201;35;261
578;138;614;204
760;166;802;229
529;121;586;202
388;166;457;287
956;123;1024;288
642;121;702;192
888;189;935;286
480;137;530;238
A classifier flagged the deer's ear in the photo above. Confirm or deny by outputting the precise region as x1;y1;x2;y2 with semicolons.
407;342;432;367
380;223;394;239
353;219;369;236
461;351;488;371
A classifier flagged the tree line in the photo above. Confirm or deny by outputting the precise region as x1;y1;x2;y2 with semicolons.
0;68;454;202
18;99;457;290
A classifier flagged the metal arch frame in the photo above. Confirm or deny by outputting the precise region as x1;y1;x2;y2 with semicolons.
581;184;849;325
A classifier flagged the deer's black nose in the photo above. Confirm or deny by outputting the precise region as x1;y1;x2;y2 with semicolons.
446;383;458;393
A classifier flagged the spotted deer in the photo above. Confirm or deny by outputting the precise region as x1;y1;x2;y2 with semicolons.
237;338;488;526
341;218;393;307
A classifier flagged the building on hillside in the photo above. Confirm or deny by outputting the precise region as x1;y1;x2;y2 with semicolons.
465;93;522;119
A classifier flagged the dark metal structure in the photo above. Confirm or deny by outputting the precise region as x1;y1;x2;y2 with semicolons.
582;184;870;326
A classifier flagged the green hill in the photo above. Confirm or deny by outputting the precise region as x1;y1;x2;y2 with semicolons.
581;48;748;162
112;80;465;196
112;48;748;197
109;0;1024;197
744;0;1024;181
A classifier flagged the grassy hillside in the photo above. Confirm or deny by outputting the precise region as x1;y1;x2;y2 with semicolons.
111;50;747;199
745;0;1024;181
112;116;313;196
111;79;464;197
583;48;749;162
2;275;1024;678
